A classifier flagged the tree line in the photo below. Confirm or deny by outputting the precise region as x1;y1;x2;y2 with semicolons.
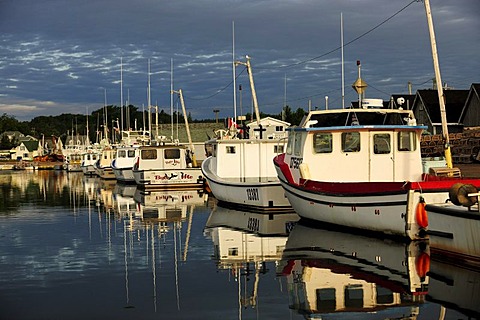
0;104;306;149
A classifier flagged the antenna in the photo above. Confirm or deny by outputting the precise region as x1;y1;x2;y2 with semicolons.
232;21;237;122
341;12;345;109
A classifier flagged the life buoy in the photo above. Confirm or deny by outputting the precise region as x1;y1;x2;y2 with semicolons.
415;252;430;279
449;183;478;207
415;198;428;228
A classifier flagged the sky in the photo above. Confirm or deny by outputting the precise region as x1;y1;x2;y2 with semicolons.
0;0;479;122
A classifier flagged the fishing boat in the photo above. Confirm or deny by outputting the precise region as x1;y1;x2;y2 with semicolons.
425;187;480;267
132;144;204;189
201;56;292;211
278;223;429;317
94;146;116;179
273;59;480;239
80;148;100;175
111;145;140;183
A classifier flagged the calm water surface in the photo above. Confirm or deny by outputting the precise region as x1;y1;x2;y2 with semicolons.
0;170;478;319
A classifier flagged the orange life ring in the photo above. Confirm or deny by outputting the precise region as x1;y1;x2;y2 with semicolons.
415;199;428;228
415;252;430;279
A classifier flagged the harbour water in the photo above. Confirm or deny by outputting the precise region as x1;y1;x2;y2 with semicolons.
0;170;478;319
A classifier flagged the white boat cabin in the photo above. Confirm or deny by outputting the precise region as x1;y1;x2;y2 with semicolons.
286;108;425;183
210;139;285;181
134;145;194;171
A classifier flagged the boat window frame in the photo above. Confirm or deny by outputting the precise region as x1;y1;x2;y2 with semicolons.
286;132;294;155
341;132;361;153
164;148;181;160
313;132;333;154
118;150;127;158
397;131;417;152
226;146;236;154
127;149;136;158
373;133;391;154
141;149;157;160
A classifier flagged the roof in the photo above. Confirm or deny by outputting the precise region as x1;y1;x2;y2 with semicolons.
414;89;468;123
246;117;291;128
459;83;480;122
22;140;40;152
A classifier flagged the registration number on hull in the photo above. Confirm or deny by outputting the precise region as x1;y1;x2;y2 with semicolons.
246;188;259;201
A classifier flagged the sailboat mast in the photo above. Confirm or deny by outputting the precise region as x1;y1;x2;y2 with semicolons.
341;12;345;109
232;21;237;124
424;0;452;168
120;57;124;133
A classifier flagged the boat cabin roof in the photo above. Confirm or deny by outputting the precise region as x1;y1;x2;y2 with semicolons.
298;108;417;129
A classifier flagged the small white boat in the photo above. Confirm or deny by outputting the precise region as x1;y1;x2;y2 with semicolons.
94;147;116;180
279;224;429;316
81;149;100;175
202;57;292;211
65;152;83;172
425;187;480;267
111;145;140;183
132;144;204;189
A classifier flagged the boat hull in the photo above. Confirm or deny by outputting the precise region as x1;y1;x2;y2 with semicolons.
202;157;292;210
113;167;135;182
426;203;480;267
133;167;204;189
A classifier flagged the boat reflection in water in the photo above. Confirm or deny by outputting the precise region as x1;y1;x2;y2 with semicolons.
428;257;480;319
204;205;299;311
278;223;429;319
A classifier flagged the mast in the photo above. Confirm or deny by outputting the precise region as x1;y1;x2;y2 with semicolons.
341;12;345;109
424;0;452;168
147;60;152;142
120;57;124;133
172;89;197;167
235;56;260;124
171;58;174;140
232;21;237;124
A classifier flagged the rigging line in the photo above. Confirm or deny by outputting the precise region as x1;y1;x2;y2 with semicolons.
261;87;341;108
258;0;418;70
186;67;247;101
367;84;392;96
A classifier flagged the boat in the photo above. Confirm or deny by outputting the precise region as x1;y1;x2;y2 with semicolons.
425;187;480;267
279;223;429;317
132;144;204;189
65;152;83;172
80;148;100;175
273;61;480;240
201;56;292;211
94;146;116;180
111;145;140;183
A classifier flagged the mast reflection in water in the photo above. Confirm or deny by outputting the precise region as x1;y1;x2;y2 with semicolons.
0;170;478;319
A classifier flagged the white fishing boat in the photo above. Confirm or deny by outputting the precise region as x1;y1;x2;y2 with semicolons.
65;152;83;172
425;187;480;267
132;144;203;189
94;146;116;180
80;148;100;175
279;224;429;317
111;145;140;183
201;56;292;211
274;60;480;239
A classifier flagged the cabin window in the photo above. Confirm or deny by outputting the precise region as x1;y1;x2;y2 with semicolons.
127;150;136;158
118;150;126;158
342;132;360;152
376;287;394;304
344;284;363;308
228;247;238;256
275;126;284;132
286;132;294;155
226;146;236;154
313;133;333;153
316;288;336;312
274;145;284;154
398;131;417;151
373;134;391;154
164;148;181;159
294;133;303;156
141;149;157;160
